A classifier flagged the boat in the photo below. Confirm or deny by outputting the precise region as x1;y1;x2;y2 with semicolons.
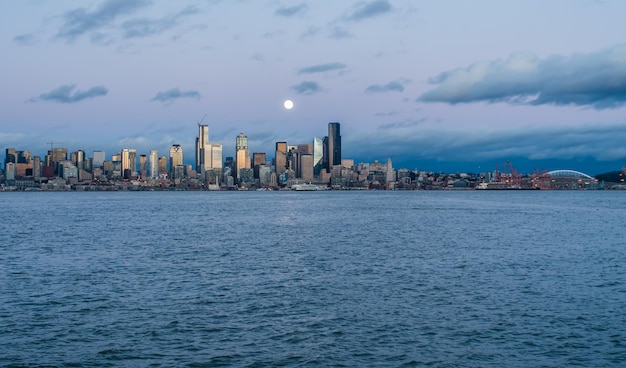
291;183;326;191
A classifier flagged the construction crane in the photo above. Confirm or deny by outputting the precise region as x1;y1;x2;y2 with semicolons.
197;113;207;126
533;168;551;190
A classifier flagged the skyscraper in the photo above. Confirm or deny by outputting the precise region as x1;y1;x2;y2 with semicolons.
158;156;167;178
196;124;210;174
235;132;250;179
92;151;105;168
149;150;158;179
121;148;137;179
139;154;147;178
328;122;341;168
275;141;287;176
210;143;223;169
253;152;266;179
169;144;183;178
313;137;324;175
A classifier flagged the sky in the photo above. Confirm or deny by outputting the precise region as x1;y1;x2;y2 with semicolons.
2;0;626;175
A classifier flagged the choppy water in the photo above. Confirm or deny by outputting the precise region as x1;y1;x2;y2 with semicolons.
1;191;625;367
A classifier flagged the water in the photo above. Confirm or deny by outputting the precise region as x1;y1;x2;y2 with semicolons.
1;191;625;367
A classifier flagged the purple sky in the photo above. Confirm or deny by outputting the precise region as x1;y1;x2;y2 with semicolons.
2;0;626;174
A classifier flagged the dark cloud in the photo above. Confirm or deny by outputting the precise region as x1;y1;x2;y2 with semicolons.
57;0;150;42
419;44;626;109
275;4;307;17
298;62;346;74
346;121;626;174
13;34;37;45
150;88;201;103
121;6;199;38
344;0;392;22
291;81;321;95
28;84;108;104
365;81;404;93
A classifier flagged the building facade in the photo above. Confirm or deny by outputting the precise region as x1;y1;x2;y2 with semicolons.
196;124;210;174
169;145;183;178
328;122;341;168
235;133;250;180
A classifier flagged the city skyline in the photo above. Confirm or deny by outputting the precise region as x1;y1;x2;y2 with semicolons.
2;1;626;175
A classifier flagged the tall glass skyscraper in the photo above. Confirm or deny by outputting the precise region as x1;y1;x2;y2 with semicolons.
196;124;210;174
328;122;341;168
313;137;324;175
121;148;137;178
275;141;287;176
235;132;250;179
149;150;158;179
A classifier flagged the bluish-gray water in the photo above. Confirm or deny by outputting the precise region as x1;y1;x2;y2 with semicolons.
1;191;625;367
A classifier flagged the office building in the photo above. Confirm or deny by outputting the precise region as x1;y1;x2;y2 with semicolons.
235;132;250;180
158;156;167;178
121;148;137;179
328;122;341;168
301;154;314;181
210;143;223;169
169;145;183;178
71;150;84;170
196;124;210;174
275;141;287;176
253;152;266;179
149;150;158;179
313;137;324;176
92;151;105;168
139;154;147;178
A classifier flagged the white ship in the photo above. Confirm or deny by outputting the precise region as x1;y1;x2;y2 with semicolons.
291;183;326;191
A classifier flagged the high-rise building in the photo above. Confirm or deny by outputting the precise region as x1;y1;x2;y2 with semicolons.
169;145;183;178
328;122;341;168
196;124;210;174
275;141;287;176
71;150;85;170
121;148;137;179
313;137;324;176
158;156;167;178
301;154;314;181
209;143;223;169
92;151;105;168
149;150;158;179
253;152;266;179
139;154;147;178
235;132;250;180
386;157;395;184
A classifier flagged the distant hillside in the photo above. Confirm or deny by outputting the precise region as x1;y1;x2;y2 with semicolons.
595;171;624;183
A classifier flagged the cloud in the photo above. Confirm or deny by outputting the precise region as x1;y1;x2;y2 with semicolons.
328;27;353;39
347;121;626;174
275;4;307;17
344;0;392;22
298;62;347;74
28;85;108;104
13;34;38;45
150;88;201;103
57;0;150;42
365;81;404;93
121;6;199;38
419;44;626;109
291;81;322;95
299;26;320;40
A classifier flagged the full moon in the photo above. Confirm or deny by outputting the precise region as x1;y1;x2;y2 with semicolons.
283;99;294;110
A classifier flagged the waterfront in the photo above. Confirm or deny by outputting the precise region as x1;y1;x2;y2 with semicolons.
1;191;625;367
